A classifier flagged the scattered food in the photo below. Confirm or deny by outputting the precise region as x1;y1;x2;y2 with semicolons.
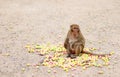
25;44;114;72
98;71;104;74
47;69;51;73
2;53;10;56
21;68;25;72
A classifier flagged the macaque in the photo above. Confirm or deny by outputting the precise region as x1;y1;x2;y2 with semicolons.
64;24;109;58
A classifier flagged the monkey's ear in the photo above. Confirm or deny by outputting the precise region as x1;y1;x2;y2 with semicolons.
78;29;80;32
78;27;80;32
70;25;73;32
70;28;73;32
70;25;73;28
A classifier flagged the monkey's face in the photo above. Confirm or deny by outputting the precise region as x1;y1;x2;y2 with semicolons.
70;24;80;33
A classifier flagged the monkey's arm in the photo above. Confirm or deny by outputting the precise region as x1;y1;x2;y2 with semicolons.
64;38;69;49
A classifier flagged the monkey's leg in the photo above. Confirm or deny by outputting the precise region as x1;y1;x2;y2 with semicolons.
70;45;82;58
75;44;83;56
66;44;72;57
75;46;80;56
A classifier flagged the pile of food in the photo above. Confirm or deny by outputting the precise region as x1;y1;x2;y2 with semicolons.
25;44;114;72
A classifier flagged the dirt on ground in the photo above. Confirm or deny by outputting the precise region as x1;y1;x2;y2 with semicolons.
0;0;120;77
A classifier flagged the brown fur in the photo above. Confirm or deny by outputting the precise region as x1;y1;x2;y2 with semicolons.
64;24;110;58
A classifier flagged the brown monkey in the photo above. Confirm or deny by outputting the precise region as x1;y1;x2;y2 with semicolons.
64;24;85;58
64;24;110;58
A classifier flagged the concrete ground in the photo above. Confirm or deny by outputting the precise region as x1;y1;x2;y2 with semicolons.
0;0;120;77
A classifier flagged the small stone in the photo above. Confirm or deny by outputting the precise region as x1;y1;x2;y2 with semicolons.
71;74;74;77
53;70;57;73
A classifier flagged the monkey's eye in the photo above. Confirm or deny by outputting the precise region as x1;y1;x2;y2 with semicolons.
73;28;78;29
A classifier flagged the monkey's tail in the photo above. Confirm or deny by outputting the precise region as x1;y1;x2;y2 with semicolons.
81;50;110;56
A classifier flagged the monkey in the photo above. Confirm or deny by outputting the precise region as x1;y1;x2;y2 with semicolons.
64;24;85;58
64;24;110;58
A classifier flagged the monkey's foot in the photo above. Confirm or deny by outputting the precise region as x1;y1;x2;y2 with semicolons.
67;54;71;58
70;54;76;59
